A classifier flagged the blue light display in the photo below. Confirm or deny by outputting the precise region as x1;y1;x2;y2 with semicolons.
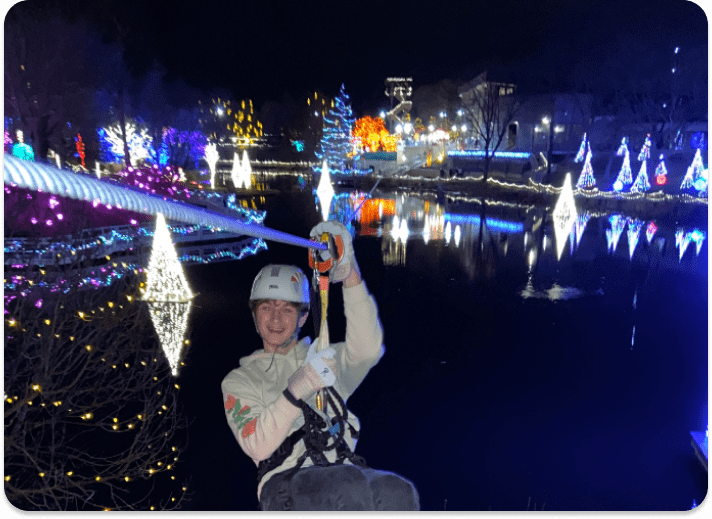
448;150;531;160
444;213;524;233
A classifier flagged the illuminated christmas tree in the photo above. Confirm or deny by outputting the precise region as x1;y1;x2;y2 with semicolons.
637;133;652;162
230;152;241;188
654;154;668;185
575;143;596;189
630;160;651;192
142;213;194;376
685;149;708;195
613;138;633;191
316;83;355;173
680;165;694;189
574;133;587;162
205;143;219;188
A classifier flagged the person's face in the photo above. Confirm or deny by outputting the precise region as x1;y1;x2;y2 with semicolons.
255;299;308;353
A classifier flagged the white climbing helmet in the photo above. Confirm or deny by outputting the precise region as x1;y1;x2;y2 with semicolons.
250;264;310;304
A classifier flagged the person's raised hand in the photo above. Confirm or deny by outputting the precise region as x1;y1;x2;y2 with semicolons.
309;220;358;283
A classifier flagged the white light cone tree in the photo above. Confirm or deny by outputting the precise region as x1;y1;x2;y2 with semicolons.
631;160;651;192
142;213;194;376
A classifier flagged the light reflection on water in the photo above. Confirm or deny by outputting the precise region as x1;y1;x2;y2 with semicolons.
320;187;707;291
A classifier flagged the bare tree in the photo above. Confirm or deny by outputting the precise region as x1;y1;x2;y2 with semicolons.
4;246;190;511
4;7;93;161
459;73;522;181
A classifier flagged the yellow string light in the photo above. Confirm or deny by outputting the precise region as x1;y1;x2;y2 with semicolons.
67;471;73;476
95;476;101;481
4;476;10;482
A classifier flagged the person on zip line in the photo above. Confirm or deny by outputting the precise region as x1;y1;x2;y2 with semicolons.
221;220;419;511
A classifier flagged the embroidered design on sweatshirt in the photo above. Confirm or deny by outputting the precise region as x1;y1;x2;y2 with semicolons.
225;394;253;432
242;417;257;438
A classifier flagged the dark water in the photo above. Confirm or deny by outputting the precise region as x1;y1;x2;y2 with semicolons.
177;184;707;511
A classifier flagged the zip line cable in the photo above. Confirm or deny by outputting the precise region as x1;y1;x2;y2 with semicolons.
3;155;327;251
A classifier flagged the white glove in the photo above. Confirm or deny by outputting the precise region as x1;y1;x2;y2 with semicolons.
287;346;337;401
310;221;356;282
303;344;337;386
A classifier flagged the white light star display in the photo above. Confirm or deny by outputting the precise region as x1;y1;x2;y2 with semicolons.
205;143;219;188
552;173;577;260
316;159;334;221
142;213;194;376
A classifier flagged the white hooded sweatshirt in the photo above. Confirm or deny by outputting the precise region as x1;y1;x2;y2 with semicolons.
221;281;384;499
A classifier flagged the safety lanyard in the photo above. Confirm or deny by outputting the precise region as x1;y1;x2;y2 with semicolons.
308;232;337;412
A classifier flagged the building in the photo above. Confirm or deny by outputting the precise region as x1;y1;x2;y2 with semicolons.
457;72;592;154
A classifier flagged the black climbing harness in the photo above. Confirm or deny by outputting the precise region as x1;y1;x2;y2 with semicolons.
256;386;367;485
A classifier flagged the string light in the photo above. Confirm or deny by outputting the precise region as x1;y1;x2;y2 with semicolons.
316;84;355;174
630;160;651;193
574;133;587;163
576;142;596;189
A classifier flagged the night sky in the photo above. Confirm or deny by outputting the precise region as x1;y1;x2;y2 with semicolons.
4;0;708;114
